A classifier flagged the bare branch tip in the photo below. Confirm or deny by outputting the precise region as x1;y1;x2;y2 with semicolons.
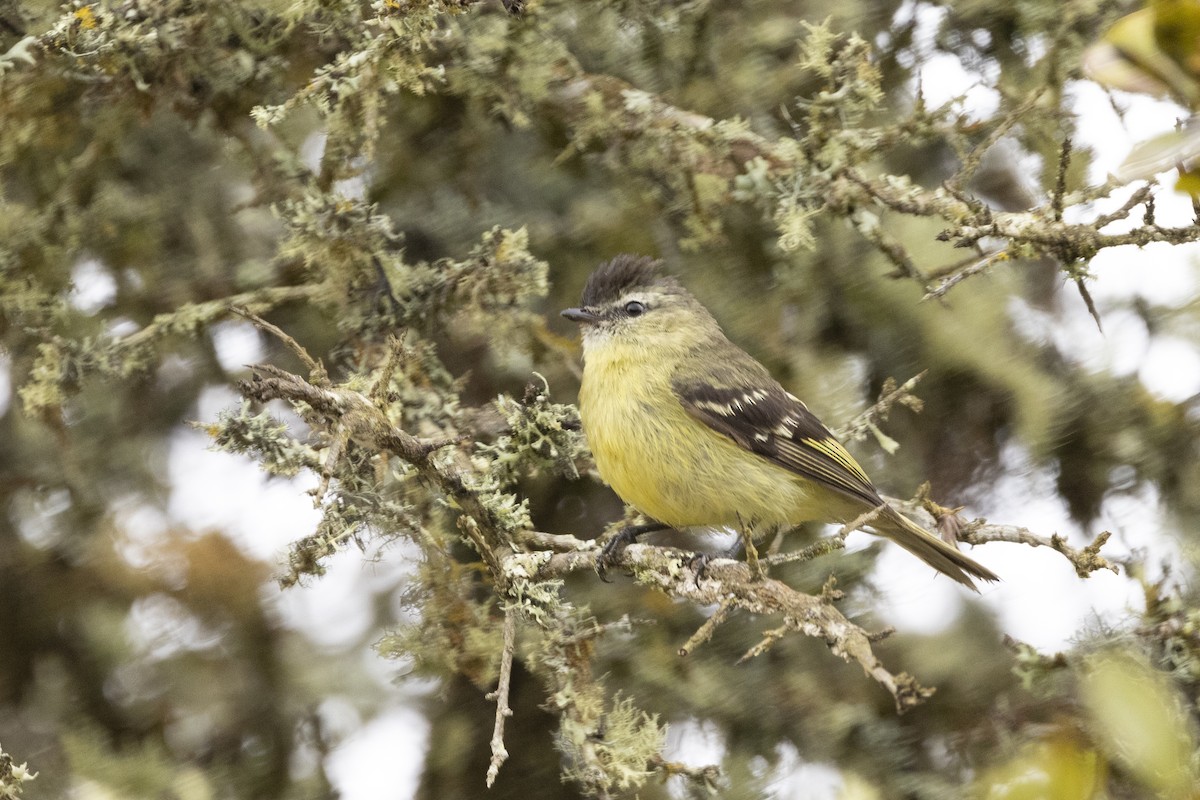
1074;277;1103;333
486;610;518;788
678;598;736;657
867;626;896;643
1052;137;1073;222
894;674;936;714
230;305;324;379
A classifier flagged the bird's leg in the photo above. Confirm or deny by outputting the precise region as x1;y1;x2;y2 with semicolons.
736;514;766;581
687;553;714;586
596;521;669;580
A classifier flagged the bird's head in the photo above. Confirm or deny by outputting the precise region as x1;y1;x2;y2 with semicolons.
561;255;716;354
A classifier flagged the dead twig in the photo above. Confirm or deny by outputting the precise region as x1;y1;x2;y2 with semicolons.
763;534;846;568
835;372;927;447
923;249;1011;301
230;305;328;385
485;609;518;788
678;598;737;657
961;526;1119;579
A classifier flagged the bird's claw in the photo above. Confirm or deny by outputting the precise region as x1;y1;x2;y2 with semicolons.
687;552;713;586
595;522;668;581
596;526;640;581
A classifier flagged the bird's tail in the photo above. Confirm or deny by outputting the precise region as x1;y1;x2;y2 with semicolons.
874;508;1000;592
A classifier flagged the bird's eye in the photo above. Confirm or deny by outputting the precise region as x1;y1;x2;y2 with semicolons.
624;301;647;317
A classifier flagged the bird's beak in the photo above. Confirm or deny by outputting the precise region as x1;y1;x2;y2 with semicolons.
561;307;601;324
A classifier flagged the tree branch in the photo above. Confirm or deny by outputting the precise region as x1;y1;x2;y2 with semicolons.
961;526;1119;579
528;541;933;713
893;491;1120;578
235;362;1117;725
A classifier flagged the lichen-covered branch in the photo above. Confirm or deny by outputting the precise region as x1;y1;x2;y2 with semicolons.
841;167;1200;271
238;362;516;577
529;619;666;798
525;539;933;713
233;344;1121;727
17;284;318;419
472;13;1200;287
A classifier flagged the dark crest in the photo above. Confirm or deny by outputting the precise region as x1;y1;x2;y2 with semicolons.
580;255;665;307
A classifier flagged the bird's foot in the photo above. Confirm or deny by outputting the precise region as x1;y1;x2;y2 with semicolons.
597;522;668;581
687;552;714;586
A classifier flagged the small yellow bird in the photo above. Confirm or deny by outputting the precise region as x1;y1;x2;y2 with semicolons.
563;255;998;591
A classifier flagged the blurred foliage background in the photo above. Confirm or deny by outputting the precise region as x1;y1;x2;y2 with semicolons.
2;0;1200;798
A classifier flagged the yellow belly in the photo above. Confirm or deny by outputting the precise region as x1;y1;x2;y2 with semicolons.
578;347;830;529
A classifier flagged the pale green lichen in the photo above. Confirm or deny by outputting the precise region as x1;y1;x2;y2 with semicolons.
17;341;68;416
507;576;566;628
378;559;504;690
251;0;447;164
203;403;320;477
0;743;36;800
774;193;820;253
478;376;585;487
557;694;665;795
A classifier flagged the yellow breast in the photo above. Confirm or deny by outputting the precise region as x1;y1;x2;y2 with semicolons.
578;341;824;529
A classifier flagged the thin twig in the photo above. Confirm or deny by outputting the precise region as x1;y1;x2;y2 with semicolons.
369;335;407;406
923;249;1009;300
836;371;927;444
763;534;846;567
836;505;888;539
851;207;928;286
1074;277;1103;332
1092;184;1154;229
485;608;518;788
557;615;648;646
1052;137;1072;222
678;598;736;657
737;622;789;664
516;530;601;552
923;246;989;280
230;305;327;384
960;526;1119;578
947;86;1048;192
648;756;721;792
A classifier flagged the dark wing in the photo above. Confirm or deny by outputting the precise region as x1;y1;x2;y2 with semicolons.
673;378;883;508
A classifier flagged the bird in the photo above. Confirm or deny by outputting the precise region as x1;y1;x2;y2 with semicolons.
561;255;999;591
